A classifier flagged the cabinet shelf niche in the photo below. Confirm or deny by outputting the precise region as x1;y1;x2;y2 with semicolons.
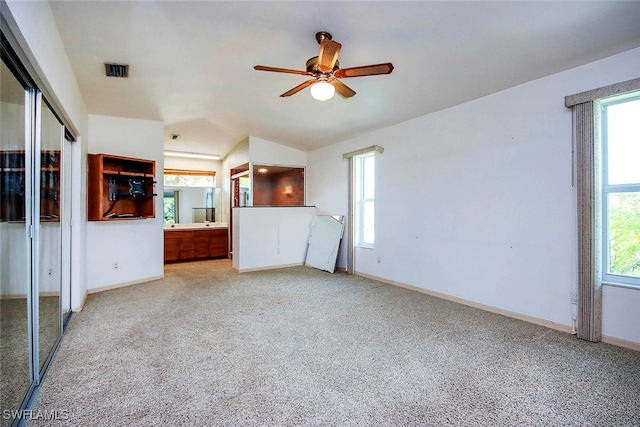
88;153;156;221
1;150;61;222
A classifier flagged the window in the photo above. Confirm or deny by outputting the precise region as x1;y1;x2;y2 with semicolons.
601;94;640;287
355;152;375;247
163;173;215;187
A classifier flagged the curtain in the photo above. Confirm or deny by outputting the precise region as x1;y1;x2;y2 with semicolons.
573;101;602;341
566;77;640;342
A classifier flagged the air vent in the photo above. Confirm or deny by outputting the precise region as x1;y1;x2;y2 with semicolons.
104;63;129;78
170;134;180;140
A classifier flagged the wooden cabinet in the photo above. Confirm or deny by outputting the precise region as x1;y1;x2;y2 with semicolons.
164;228;228;263
87;153;156;221
1;150;60;222
195;234;210;259
164;235;180;262
207;229;229;258
164;230;197;261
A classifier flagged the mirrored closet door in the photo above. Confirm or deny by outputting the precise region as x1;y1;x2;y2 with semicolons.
0;57;31;423
1;37;73;425
37;98;64;374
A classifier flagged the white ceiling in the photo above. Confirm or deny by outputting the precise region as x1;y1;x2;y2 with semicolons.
49;1;640;158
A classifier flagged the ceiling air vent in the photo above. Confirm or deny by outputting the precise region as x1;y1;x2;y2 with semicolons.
104;63;129;78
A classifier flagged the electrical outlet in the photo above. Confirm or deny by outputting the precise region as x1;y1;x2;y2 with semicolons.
571;291;577;304
113;262;119;270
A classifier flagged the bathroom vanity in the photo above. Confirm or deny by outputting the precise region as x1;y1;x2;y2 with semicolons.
164;223;228;263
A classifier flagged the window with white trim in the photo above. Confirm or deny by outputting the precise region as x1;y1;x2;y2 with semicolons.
601;93;640;287
355;152;375;247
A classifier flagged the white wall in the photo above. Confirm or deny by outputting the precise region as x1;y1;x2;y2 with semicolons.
86;115;164;291
232;206;316;272
307;47;640;345
602;286;640;343
220;138;250;224
249;136;307;166
3;0;89;310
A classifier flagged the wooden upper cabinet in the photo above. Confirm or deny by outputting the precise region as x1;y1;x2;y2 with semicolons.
0;150;61;222
87;153;156;221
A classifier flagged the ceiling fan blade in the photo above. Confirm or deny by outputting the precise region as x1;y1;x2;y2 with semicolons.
318;40;341;72
332;79;356;98
280;79;316;97
334;63;394;78
254;65;312;76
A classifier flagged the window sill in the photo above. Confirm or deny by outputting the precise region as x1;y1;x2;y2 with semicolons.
356;244;374;250
602;281;640;291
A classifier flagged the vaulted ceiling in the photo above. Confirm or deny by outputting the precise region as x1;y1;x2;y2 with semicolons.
49;1;640;158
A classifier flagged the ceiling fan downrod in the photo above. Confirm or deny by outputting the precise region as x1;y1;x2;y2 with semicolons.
315;31;332;45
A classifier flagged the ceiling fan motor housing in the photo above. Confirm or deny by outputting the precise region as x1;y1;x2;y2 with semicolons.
315;31;332;44
306;57;339;74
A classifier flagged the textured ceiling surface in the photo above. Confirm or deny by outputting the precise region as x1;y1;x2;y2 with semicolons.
49;1;640;157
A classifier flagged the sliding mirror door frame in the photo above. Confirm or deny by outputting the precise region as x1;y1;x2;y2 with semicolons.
1;28;76;424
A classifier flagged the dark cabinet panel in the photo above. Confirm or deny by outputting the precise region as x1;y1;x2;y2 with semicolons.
164;238;179;261
208;229;229;258
164;228;228;263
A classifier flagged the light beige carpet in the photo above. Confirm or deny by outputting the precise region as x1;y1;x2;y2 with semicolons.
2;295;61;426
30;259;640;426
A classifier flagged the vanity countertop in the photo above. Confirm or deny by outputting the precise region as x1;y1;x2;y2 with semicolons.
164;222;228;230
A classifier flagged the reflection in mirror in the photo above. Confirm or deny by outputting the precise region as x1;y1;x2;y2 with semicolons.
233;175;250;207
0;60;31;420
38;99;63;373
60;136;72;326
163;170;221;223
164;190;179;223
252;164;305;206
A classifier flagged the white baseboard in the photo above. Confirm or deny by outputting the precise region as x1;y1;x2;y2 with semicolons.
1;293;27;300
74;291;89;312
1;292;59;299
87;275;165;295
602;334;640;352
356;271;574;335
236;263;304;273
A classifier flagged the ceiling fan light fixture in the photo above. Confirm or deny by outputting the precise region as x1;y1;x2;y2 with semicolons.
254;32;393;100
310;80;335;101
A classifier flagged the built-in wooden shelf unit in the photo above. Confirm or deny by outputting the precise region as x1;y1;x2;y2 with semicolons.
87;153;156;221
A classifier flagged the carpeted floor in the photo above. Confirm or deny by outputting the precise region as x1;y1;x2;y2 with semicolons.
30;259;639;426
1;295;61;425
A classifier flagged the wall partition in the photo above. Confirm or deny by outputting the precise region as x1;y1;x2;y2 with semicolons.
0;36;73;425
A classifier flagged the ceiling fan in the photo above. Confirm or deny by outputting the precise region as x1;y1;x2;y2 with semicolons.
254;31;394;101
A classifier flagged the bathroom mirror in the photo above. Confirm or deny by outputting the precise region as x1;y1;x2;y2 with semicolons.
163;170;221;224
